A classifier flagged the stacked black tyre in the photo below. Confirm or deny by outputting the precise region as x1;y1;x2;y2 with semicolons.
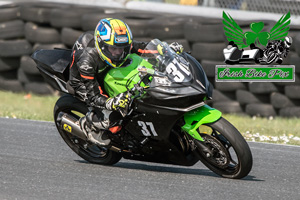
278;30;300;117
0;4;26;92
19;3;70;95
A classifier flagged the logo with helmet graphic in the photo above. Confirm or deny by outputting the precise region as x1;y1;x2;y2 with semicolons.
216;12;295;82
222;11;292;65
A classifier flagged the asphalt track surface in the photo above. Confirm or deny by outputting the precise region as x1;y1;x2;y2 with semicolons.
0;118;299;200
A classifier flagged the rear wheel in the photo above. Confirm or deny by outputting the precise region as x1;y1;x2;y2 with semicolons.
54;94;121;165
195;117;252;179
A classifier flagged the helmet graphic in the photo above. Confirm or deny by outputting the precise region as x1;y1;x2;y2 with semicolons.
94;18;133;68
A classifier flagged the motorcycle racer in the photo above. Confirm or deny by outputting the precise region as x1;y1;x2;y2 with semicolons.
260;36;292;64
67;18;183;147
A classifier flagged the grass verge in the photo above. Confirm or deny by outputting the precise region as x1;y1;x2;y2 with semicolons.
223;114;300;146
0;90;299;145
0;90;58;121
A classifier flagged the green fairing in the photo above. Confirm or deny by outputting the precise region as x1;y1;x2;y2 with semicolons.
182;105;222;141
104;54;153;97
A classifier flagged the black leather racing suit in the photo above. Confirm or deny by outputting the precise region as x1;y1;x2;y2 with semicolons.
67;31;147;108
67;31;147;130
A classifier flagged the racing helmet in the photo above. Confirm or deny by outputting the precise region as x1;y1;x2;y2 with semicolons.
94;18;133;68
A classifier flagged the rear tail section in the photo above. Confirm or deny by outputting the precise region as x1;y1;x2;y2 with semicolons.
31;49;72;93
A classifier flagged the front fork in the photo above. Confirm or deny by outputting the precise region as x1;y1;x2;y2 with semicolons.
181;105;222;157
181;105;222;142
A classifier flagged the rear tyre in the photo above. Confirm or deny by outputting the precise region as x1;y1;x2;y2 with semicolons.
54;94;122;165
195;117;252;179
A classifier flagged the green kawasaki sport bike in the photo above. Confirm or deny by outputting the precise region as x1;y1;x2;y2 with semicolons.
32;39;252;179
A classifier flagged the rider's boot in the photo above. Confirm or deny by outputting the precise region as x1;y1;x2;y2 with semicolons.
79;112;111;147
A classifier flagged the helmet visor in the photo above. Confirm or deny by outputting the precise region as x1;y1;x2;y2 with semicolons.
103;43;131;66
108;46;125;59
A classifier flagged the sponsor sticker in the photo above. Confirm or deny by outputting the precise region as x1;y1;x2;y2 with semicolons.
63;124;72;133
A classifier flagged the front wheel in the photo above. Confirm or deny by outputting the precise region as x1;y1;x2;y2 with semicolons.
54;94;121;165
195;117;253;179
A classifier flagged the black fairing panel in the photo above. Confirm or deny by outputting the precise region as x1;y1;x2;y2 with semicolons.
123;99;198;166
125;100;183;141
185;53;213;99
31;49;72;81
141;91;205;108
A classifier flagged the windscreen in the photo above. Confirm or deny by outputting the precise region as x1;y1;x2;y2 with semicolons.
139;39;192;83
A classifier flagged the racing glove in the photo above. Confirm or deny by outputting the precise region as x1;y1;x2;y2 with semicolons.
105;92;131;111
169;42;184;54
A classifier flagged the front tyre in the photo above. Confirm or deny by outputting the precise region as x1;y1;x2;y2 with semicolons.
54;94;121;165
195;117;253;179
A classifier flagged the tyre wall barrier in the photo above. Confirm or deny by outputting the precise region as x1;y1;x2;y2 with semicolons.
0;2;300;117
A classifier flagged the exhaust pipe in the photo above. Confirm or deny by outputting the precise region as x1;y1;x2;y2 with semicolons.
58;112;121;153
59;112;87;141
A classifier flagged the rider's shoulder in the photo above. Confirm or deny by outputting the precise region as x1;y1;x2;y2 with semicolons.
75;31;94;48
84;31;94;39
82;31;94;45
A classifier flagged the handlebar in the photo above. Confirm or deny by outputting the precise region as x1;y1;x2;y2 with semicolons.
119;66;166;117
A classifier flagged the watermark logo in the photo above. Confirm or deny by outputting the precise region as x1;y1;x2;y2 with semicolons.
216;65;294;82
216;11;295;82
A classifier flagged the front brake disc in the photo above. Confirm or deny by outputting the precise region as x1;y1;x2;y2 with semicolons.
200;134;230;169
